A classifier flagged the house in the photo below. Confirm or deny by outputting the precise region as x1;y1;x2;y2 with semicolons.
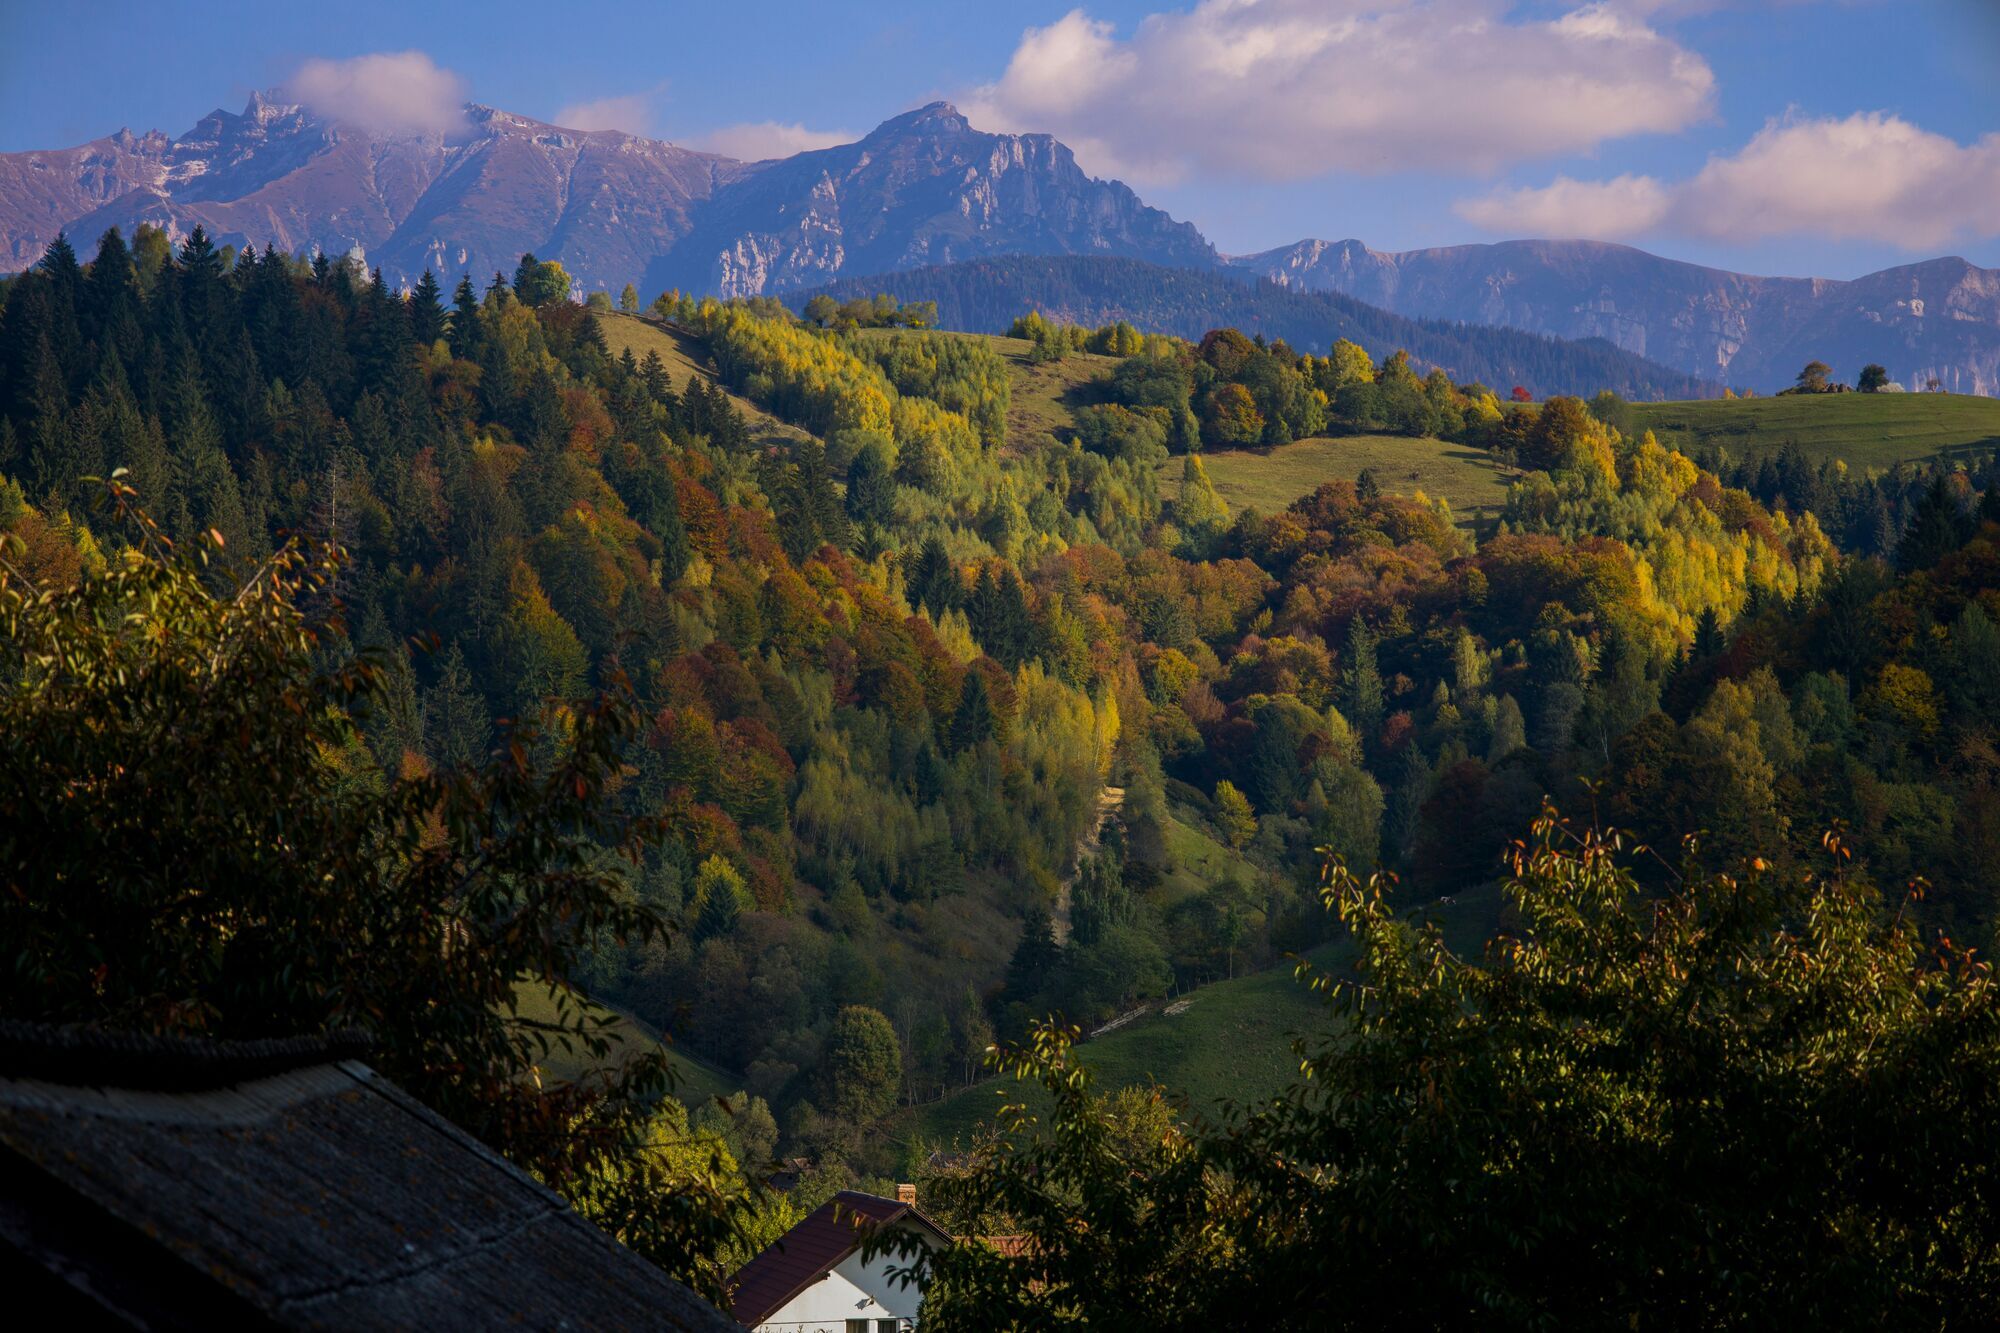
728;1188;948;1332
0;1020;735;1330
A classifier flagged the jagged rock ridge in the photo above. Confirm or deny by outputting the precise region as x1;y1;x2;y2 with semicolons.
1228;239;2000;396
0;95;1211;303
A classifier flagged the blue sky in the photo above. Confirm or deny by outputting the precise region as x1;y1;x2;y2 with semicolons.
2;0;1994;279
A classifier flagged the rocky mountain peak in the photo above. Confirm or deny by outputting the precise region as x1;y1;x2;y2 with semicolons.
865;101;972;141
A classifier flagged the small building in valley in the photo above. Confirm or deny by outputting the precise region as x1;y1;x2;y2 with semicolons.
728;1188;947;1332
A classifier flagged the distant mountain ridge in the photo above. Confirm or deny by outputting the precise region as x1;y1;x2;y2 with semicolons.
797;256;1717;402
645;102;1215;298
2;91;1995;395
0;92;751;293
1227;239;2000;396
0;94;1210;303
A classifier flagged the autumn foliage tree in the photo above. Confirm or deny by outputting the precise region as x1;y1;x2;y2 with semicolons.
894;811;2000;1328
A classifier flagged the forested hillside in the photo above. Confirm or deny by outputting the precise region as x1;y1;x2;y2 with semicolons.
6;225;2000;1308
796;256;1719;401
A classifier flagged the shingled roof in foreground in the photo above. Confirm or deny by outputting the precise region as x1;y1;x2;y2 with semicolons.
0;1021;735;1331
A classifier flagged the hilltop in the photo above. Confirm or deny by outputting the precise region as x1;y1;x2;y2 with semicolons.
1628;390;2000;470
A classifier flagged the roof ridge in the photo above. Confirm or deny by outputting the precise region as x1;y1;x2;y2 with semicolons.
0;1020;374;1090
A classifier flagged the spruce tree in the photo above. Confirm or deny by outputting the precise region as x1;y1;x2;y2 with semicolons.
845;439;897;529
1344;617;1385;745
409;270;446;346
1897;474;1971;572
640;349;673;407
949;670;997;751
910;536;960;615
425;641;492;768
794;438;850;552
1005;907;1061;1002
448;275;482;360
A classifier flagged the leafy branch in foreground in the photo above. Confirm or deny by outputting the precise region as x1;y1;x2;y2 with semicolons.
0;478;752;1299
886;809;2000;1330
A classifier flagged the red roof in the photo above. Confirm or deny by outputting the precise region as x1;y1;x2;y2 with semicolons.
728;1190;950;1327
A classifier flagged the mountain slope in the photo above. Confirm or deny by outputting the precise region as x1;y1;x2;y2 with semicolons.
1228;239;2000;395
797;255;1718;400
645;102;1215;299
0;95;1213;300
6;89;1995;397
2;93;750;290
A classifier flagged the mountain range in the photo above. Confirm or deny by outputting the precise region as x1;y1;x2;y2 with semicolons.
1228;239;2000;397
799;256;1716;402
1;90;1994;396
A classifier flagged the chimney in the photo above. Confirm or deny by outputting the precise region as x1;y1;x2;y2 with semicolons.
896;1183;917;1208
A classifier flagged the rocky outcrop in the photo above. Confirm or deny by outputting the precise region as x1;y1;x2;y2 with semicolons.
644;103;1216;298
1227;239;2000;395
0;93;751;292
0;96;1211;301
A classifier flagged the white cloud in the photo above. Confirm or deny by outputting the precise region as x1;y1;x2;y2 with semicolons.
962;1;1717;185
553;91;662;135
286;51;467;136
1457;112;2000;249
699;121;856;161
1457;174;1671;236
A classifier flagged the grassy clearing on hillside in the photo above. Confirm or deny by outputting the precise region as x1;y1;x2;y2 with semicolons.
1166;435;1520;527
1158;803;1256;905
1630;393;2000;471
855;328;1119;453
892;880;1508;1157
511;981;736;1110
598;312;813;450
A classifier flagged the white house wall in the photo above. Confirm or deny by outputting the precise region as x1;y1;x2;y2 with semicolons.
756;1269;889;1331
751;1229;933;1332
834;1243;927;1318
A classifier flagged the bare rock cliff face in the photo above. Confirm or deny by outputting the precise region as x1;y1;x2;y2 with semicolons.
1230;239;2000;395
0;97;1212;303
0;93;750;293
644;103;1216;298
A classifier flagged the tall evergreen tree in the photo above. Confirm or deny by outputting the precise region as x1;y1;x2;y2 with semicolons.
1344;617;1385;744
1897;474;1971;572
448;275;482;360
948;670;998;752
425;641;492;768
410;270;446;346
909;536;960;615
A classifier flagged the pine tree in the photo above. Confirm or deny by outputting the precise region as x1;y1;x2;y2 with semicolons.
691;855;747;943
425;641;492;768
910;536;961;616
409;270;446;346
1897;474;1971;572
86;227;143;357
1691;607;1725;658
948;670;997;751
641;349;673;407
1344;617;1385;744
1004;907;1061;1001
448;275;482;360
845;439;897;529
794;438;850;552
